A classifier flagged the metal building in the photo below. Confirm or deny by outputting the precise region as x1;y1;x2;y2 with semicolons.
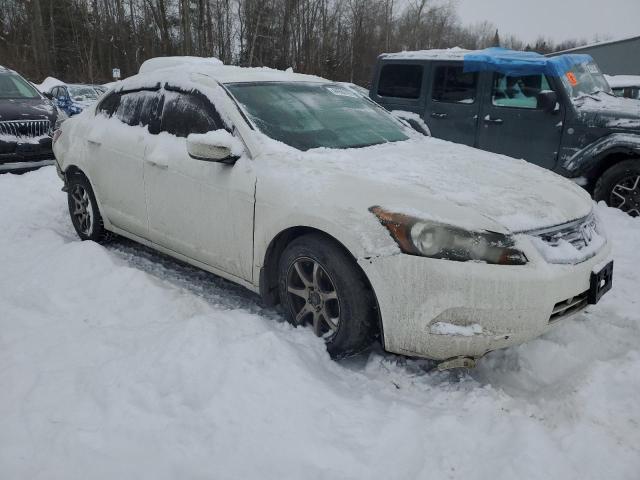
549;35;640;75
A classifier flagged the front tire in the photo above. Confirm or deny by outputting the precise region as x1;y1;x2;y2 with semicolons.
594;159;640;217
67;172;112;242
278;233;376;358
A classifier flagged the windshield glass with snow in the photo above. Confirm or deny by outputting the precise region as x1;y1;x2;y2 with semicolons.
561;62;612;100
68;85;99;101
227;82;409;151
0;73;40;100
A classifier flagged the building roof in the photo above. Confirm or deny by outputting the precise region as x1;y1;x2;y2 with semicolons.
551;35;640;55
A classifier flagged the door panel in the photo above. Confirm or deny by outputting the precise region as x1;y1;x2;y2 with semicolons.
144;135;255;281
143;90;255;281
86;90;158;237
424;63;480;146
476;73;564;169
87;124;148;236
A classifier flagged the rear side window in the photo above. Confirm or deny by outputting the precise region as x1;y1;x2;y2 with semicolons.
432;66;477;103
492;73;551;109
160;90;224;137
377;64;423;99
115;90;163;130
97;92;121;117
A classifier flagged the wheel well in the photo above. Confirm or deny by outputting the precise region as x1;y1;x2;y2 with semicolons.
259;227;383;339
587;152;639;192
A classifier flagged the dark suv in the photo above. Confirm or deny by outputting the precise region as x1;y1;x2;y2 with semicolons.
0;66;60;173
371;48;640;216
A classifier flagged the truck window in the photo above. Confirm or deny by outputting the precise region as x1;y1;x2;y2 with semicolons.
377;64;423;99
492;73;551;109
431;66;477;104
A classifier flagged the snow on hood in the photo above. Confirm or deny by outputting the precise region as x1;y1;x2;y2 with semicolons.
605;74;640;89
573;92;640;130
258;136;593;234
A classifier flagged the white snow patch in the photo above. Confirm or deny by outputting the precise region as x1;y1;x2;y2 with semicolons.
0;168;639;479
139;56;223;74
188;129;244;156
430;322;484;336
35;76;65;92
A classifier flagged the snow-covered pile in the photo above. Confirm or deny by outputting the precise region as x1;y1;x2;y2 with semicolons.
1;167;639;479
139;56;224;74
35;76;65;92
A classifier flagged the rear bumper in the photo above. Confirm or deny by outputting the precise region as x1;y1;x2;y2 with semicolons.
359;237;613;361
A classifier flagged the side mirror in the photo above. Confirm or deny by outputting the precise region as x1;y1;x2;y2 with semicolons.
537;90;558;113
186;130;242;164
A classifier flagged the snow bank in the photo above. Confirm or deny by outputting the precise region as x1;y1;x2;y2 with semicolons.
35;76;65;92
0;169;639;479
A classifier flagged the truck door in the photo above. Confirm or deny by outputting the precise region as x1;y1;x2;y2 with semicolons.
423;63;481;147
476;72;564;170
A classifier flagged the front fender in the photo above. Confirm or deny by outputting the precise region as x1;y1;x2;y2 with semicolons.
560;133;640;177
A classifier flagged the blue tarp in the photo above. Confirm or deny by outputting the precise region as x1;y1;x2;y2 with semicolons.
463;47;593;77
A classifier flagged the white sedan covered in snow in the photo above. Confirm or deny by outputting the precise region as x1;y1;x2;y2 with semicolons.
52;62;613;363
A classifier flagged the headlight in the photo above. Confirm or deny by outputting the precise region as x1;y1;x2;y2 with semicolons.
370;206;528;265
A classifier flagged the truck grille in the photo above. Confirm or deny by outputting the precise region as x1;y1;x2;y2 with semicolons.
0;120;51;138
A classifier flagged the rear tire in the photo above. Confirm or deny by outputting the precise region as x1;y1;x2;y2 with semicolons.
278;233;376;358
67;172;113;242
594;159;640;217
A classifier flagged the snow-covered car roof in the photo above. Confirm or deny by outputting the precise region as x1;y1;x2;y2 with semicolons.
116;63;329;93
605;75;640;89
380;47;593;77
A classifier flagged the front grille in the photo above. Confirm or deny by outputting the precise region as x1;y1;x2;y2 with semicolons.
549;291;588;322
526;213;602;264
0;120;51;138
530;214;598;250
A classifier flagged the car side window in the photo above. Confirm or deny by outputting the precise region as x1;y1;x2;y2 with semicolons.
377;64;423;99
492;73;551;109
115;90;162;130
160;90;224;138
432;66;477;103
97;91;122;117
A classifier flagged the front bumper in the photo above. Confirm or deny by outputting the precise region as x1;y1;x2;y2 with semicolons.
359;237;612;361
0;138;55;172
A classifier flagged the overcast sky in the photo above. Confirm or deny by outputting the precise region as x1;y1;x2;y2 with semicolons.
454;0;640;44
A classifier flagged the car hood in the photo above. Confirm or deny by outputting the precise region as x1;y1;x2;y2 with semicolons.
0;98;57;122
258;137;593;235
573;93;640;131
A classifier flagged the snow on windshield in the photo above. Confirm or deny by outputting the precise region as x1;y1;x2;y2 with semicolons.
227;82;409;150
68;85;99;101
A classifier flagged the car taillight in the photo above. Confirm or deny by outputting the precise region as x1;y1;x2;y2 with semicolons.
53;129;62;144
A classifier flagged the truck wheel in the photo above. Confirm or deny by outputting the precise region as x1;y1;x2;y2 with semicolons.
67;172;113;242
278;233;376;359
594;160;640;217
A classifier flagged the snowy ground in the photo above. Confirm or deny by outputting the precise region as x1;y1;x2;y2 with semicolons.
1;166;639;479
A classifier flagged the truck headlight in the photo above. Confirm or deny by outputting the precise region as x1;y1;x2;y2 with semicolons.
370;206;527;265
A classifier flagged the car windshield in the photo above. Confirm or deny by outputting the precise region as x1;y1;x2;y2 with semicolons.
0;73;41;99
561;62;613;99
226;82;409;151
68;85;99;101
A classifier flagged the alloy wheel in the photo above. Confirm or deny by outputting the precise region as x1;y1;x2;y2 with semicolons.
70;184;94;235
610;174;640;217
286;257;341;338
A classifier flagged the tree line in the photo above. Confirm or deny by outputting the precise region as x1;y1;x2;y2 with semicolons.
1;0;590;86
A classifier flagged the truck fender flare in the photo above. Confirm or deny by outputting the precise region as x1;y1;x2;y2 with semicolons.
561;133;640;177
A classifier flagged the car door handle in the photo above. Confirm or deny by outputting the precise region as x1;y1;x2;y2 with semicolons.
87;138;101;146
430;112;448;119
484;116;503;125
145;159;168;170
